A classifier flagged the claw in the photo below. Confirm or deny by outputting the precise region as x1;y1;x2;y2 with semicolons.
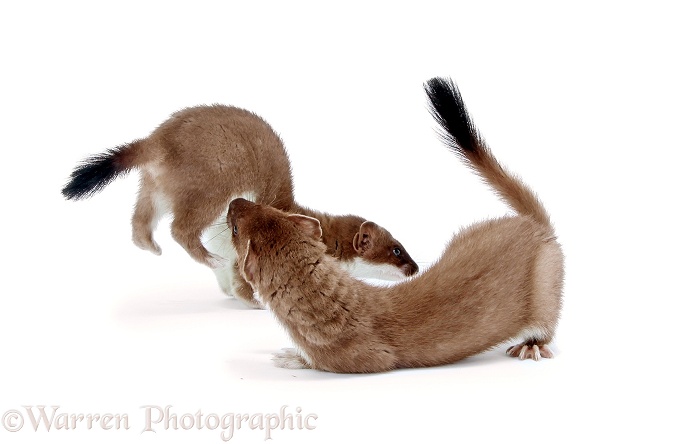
506;342;554;360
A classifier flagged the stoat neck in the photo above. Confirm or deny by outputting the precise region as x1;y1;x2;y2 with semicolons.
266;255;371;352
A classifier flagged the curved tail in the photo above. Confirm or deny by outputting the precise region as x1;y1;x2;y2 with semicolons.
424;77;551;227
61;140;145;200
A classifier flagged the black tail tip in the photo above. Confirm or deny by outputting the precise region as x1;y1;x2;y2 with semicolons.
424;77;460;103
60;150;123;201
424;77;480;154
61;182;86;200
425;76;452;89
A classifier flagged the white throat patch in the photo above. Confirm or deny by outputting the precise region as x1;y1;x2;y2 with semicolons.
339;257;406;282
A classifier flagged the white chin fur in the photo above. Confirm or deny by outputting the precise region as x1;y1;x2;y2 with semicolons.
203;192;257;297
202;192;258;256
340;257;406;281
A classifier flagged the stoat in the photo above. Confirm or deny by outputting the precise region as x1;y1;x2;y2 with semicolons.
62;105;418;307
227;78;564;372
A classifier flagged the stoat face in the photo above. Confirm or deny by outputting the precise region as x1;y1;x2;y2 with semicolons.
227;198;324;293
351;221;418;280
228;199;419;284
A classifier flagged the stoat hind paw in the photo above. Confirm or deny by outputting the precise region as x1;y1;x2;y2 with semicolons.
506;343;554;361
133;236;162;255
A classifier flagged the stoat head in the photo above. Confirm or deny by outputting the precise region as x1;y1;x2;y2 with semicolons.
227;198;325;293
351;221;419;280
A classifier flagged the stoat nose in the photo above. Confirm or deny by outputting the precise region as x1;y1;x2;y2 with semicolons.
403;262;419;277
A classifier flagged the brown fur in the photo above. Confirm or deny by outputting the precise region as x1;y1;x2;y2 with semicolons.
227;78;564;372
62;105;418;306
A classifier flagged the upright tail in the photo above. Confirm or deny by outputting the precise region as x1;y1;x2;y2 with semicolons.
424;77;551;227
61;140;145;200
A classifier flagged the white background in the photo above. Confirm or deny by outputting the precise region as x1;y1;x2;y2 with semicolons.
1;1;690;443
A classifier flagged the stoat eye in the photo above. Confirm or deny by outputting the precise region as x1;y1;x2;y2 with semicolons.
393;247;401;257
232;225;238;236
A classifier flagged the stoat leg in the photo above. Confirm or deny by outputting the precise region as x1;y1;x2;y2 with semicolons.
506;341;554;361
132;176;167;255
272;348;310;369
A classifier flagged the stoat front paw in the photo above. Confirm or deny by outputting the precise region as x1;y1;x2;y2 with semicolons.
272;348;309;369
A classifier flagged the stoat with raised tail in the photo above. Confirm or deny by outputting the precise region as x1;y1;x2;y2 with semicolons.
62;105;418;307
227;78;564;371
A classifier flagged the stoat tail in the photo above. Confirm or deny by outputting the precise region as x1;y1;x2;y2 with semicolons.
425;77;551;228
61;140;146;200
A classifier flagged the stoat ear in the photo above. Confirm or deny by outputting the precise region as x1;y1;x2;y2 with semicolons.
241;239;259;285
353;221;378;254
287;214;322;240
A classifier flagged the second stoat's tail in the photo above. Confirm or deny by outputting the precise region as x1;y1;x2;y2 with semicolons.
61;139;146;200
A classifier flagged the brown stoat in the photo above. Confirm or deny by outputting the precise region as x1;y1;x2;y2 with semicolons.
227;78;564;372
61;105;418;307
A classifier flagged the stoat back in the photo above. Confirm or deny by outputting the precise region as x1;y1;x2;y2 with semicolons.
62;105;295;211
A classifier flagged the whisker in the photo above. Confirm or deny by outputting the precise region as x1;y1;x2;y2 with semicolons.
178;219;236;255
202;226;231;246
183;226;232;254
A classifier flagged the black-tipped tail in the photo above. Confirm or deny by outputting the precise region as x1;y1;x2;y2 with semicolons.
425;77;552;227
61;143;136;200
424;77;483;160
